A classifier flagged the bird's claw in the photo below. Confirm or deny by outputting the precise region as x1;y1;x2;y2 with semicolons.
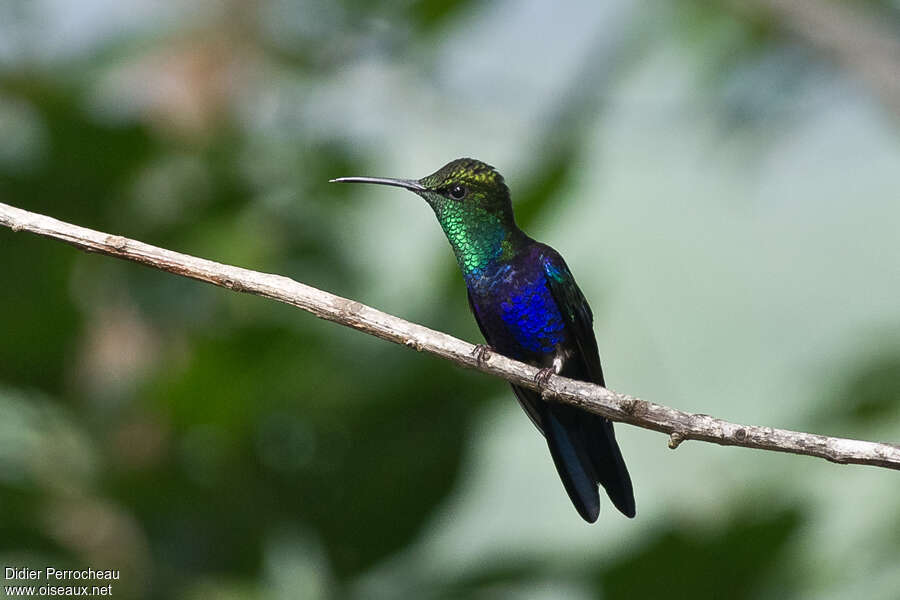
471;344;492;365
534;367;555;387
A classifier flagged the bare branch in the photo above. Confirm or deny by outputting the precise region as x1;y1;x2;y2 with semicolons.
2;201;899;470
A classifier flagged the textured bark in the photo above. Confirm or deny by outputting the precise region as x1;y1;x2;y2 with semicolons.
2;201;899;470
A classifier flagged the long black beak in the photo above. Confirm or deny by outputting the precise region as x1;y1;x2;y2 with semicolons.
329;176;426;193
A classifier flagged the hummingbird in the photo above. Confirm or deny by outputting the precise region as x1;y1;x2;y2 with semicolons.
331;158;634;522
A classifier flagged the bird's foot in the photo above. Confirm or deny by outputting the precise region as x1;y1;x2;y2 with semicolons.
471;344;492;366
534;367;556;387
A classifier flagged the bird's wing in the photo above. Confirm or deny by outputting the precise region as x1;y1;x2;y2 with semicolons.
541;249;635;518
540;250;605;386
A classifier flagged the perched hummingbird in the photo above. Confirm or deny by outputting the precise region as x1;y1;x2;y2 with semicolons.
331;158;634;522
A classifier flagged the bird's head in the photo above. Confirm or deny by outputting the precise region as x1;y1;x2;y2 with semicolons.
331;157;514;225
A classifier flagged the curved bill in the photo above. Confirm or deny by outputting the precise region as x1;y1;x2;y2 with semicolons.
329;176;426;192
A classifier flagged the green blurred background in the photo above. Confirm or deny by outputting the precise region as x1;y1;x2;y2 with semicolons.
1;1;899;598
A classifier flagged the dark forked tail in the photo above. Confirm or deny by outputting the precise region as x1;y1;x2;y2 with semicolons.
523;388;635;522
584;409;635;518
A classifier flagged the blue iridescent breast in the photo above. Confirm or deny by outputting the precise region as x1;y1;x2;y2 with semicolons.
498;273;566;354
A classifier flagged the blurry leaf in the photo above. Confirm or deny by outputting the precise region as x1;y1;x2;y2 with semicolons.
0;487;57;554
668;1;829;135
0;386;103;567
513;28;641;230
398;508;804;600
110;321;492;589
407;0;482;30
426;561;541;600
0;77;158;227
596;508;803;600
0;386;98;493
513;148;579;231
0;77;159;392
0;236;79;393
818;351;900;430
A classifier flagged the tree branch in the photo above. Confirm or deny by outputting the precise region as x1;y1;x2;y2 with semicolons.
2;201;899;470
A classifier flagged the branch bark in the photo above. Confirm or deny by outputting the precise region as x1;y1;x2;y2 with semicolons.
2;201;899;470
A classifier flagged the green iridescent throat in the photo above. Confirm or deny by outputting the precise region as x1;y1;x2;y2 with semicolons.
436;202;517;278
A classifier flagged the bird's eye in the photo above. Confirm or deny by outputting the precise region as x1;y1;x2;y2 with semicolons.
449;184;467;200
